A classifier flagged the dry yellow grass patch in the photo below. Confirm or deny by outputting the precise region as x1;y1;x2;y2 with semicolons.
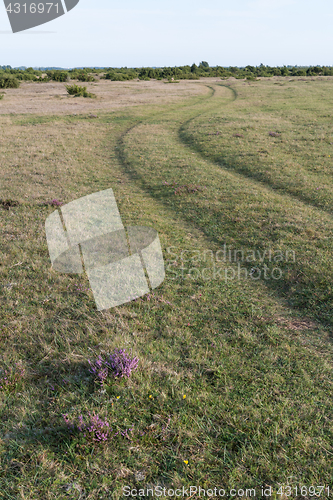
0;78;218;115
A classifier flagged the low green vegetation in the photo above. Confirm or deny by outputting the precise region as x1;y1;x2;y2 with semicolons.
76;72;96;83
46;70;69;82
104;70;137;81
0;76;332;497
1;63;333;84
0;75;20;88
65;83;97;98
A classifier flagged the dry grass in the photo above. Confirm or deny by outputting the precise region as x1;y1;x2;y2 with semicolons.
0;77;215;115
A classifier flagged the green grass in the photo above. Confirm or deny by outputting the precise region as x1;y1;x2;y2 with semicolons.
0;77;333;498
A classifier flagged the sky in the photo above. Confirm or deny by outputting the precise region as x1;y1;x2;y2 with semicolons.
1;0;333;68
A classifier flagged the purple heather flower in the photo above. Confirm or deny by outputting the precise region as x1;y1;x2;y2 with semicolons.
49;199;63;207
88;349;139;384
63;412;112;442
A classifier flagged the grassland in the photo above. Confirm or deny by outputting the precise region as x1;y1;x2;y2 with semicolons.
0;76;333;499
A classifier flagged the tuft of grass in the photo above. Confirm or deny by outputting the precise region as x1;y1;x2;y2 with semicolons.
0;362;25;393
0;198;19;209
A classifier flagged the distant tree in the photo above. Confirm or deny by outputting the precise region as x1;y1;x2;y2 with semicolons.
199;61;209;68
191;63;198;73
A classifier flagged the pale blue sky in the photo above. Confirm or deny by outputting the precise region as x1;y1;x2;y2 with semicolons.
1;0;333;68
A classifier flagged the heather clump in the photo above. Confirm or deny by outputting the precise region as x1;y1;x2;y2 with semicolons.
63;412;134;443
88;349;139;385
49;198;63;206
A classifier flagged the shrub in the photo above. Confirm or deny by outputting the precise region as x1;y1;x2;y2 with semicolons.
105;72;123;81
105;72;135;81
0;76;20;89
37;76;51;83
185;73;199;80
76;72;96;82
20;73;38;81
0;94;3;100
65;84;96;98
47;70;69;82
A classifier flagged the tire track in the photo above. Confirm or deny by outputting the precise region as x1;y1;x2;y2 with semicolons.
112;85;333;328
114;83;223;186
178;84;333;218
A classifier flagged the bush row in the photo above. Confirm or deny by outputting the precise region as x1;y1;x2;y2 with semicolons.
1;64;333;86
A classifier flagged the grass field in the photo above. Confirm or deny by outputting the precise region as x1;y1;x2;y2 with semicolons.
0;76;333;499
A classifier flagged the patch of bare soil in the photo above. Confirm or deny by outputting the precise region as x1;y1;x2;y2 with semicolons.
0;77;222;115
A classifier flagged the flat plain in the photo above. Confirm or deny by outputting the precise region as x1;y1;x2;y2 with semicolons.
0;75;333;498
